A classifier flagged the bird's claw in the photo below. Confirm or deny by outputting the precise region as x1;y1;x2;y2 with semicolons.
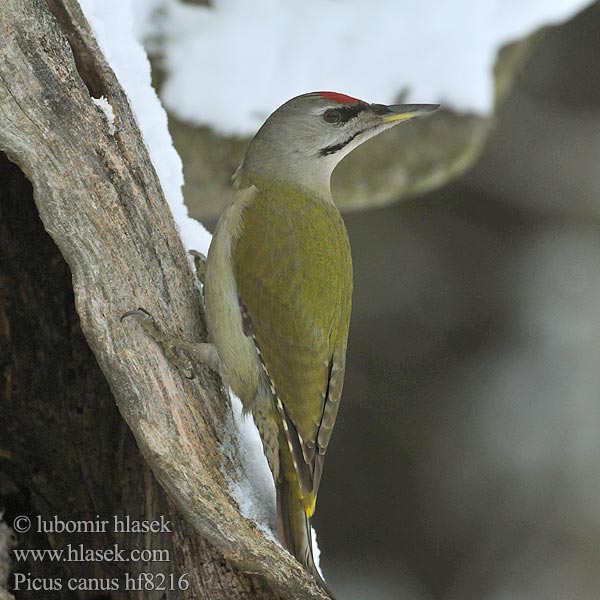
189;249;207;285
120;307;152;322
120;307;196;379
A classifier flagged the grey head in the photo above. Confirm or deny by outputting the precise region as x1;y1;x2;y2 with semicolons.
236;91;439;200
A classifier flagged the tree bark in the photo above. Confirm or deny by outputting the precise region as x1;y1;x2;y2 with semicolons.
0;1;330;598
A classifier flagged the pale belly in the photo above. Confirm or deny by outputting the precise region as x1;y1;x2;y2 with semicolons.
204;203;263;403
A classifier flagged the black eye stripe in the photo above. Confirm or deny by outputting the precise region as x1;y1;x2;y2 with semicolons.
318;101;371;156
322;101;369;125
335;102;369;123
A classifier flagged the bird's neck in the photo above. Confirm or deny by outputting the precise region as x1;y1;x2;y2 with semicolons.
236;147;336;203
235;173;334;210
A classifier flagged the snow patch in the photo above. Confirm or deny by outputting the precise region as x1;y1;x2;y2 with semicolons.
134;0;590;136
221;395;278;539
311;526;323;577
91;96;117;135
78;0;210;254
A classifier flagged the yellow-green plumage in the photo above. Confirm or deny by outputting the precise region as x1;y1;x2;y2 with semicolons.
234;178;351;492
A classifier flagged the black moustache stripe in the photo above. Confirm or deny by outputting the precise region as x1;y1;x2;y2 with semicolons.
319;131;362;156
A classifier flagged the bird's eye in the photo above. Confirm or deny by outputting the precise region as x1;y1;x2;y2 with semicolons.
323;109;342;124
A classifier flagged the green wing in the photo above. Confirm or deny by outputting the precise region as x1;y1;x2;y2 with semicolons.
233;181;352;500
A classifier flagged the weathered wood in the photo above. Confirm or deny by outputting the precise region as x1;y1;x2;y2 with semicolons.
0;0;329;598
1;153;180;600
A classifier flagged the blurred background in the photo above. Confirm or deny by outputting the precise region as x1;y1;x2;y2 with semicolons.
136;1;600;598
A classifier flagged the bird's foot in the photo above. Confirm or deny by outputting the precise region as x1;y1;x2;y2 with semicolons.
189;249;207;285
120;308;220;378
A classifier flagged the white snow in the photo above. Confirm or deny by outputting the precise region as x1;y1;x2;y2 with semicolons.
311;526;323;577
134;0;590;136
221;395;278;538
91;96;117;135
78;0;211;254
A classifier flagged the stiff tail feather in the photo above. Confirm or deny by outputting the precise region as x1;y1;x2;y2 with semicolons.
276;479;336;598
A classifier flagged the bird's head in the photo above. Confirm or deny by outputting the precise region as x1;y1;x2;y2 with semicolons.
237;91;439;198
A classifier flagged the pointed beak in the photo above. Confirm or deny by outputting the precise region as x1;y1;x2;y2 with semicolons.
373;103;441;123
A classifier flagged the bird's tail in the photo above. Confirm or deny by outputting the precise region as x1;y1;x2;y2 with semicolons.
276;477;327;586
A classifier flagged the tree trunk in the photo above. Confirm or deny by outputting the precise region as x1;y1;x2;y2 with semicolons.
0;1;330;598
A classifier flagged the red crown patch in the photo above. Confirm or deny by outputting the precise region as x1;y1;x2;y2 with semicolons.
318;91;361;104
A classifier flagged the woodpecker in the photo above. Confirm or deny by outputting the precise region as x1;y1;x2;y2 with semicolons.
203;92;438;585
